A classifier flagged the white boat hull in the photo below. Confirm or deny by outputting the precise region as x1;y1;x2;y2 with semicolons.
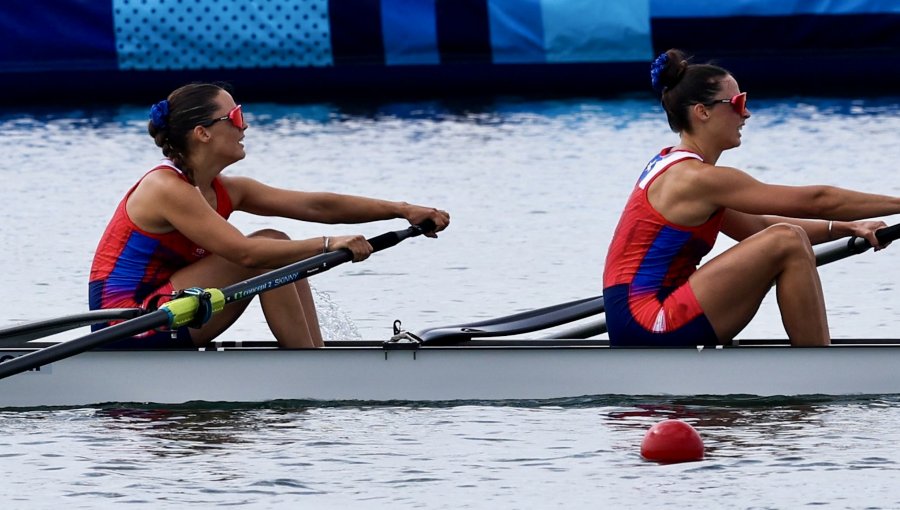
1;342;899;407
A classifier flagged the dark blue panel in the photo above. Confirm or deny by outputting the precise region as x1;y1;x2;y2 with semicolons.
651;14;900;55
650;14;900;96
381;0;440;65
328;0;385;65
488;0;545;64
0;1;116;71
651;0;900;18
435;0;492;64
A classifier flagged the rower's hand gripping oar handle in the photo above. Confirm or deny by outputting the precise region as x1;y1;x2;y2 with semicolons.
816;222;900;266
859;223;900;251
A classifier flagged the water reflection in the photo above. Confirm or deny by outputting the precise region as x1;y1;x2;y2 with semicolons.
95;408;255;456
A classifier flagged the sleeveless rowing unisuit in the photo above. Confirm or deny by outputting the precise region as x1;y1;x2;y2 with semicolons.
88;161;233;347
602;148;723;346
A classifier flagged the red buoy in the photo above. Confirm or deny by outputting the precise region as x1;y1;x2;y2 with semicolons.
641;419;704;463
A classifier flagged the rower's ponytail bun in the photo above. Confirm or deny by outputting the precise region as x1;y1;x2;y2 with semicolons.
650;49;689;94
652;48;731;134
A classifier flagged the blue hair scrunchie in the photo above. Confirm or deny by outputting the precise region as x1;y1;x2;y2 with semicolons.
650;52;669;93
149;99;170;129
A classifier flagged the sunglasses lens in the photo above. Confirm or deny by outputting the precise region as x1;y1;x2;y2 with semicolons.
229;105;244;128
732;93;747;114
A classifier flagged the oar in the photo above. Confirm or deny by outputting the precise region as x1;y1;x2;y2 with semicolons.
0;308;144;346
0;221;435;380
413;295;604;344
417;222;900;344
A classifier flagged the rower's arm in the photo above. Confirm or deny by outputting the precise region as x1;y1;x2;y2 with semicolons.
722;210;883;245
698;165;900;220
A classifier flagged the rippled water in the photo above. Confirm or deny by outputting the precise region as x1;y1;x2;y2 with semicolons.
3;397;900;508
2;96;900;507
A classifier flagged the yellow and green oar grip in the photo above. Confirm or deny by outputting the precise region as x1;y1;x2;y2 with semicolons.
159;288;225;329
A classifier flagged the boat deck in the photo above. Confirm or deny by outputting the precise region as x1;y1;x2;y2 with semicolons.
7;337;897;351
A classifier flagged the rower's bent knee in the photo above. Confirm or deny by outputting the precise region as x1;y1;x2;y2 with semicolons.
249;228;291;241
763;223;814;261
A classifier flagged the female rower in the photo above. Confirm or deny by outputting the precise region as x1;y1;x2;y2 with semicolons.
89;83;450;349
603;49;900;347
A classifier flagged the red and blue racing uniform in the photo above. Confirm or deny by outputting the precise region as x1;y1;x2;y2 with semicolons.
88;162;233;347
603;148;723;346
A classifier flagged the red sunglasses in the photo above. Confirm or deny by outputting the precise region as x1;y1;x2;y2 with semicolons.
703;92;747;115
201;104;244;128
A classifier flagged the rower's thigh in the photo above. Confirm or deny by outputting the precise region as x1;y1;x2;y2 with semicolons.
169;229;289;290
166;229;292;345
690;223;811;334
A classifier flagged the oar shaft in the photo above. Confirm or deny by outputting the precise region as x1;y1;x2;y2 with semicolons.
543;317;608;340
222;222;432;304
0;310;170;379
0;308;144;345
223;251;350;303
416;296;605;344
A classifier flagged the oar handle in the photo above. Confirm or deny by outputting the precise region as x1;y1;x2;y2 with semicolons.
816;222;900;266
875;223;900;245
368;219;436;252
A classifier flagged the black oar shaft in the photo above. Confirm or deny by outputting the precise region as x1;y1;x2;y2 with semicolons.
222;222;431;303
223;251;350;303
0;310;170;379
0;308;143;345
415;296;604;344
543;317;608;340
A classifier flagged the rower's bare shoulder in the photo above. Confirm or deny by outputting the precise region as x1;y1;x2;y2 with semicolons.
662;159;713;192
135;168;191;196
217;174;270;209
126;171;193;232
682;162;759;192
131;170;203;216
